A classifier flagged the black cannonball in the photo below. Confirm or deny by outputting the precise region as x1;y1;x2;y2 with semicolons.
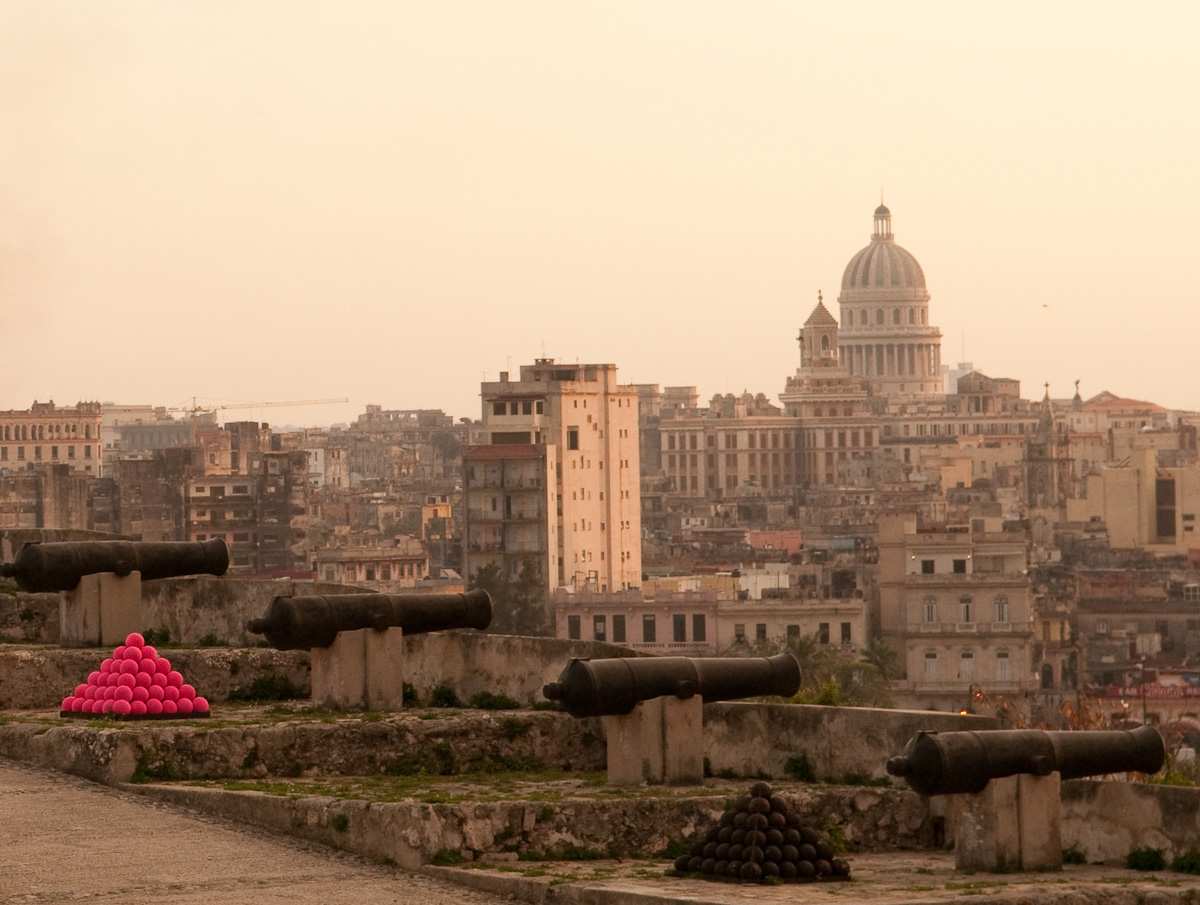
674;855;690;873
795;860;815;879
761;860;780;878
701;858;717;875
767;811;787;828
719;810;737;827
766;829;785;848
783;828;802;847
781;844;800;862
798;843;817;862
785;812;801;827
727;844;744;862
764;845;782;863
691;840;706;857
831;858;850;877
778;861;797;880
726;859;742;878
739;861;762;882
816;842;835;862
730;828;747;846
735;795;752;811
718;826;733;844
747;797;771;815
687;856;705;873
743;845;764;864
769;794;788;814
750;781;772;798
715;842;731;861
815;859;832;877
733;811;750;828
799;826;819;846
703;842;718;859
747;813;769;832
706;826;721;842
713;860;728;877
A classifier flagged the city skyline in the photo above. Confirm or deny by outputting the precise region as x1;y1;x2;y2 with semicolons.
4;3;1198;426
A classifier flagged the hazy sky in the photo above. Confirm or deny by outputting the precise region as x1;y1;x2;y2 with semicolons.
3;3;1198;427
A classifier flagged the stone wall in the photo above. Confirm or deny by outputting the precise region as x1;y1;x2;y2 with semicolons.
703;702;997;782
1062;779;1200;863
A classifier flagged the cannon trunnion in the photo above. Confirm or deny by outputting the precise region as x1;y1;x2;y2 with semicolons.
543;651;801;718
0;538;230;593
886;724;1165;797
247;588;493;651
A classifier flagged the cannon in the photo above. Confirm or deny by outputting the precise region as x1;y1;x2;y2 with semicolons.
543;651;801;718
246;588;493;650
0;538;229;593
886;724;1165;797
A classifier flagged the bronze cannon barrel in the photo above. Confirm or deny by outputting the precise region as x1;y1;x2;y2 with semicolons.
542;651;801;718
246;588;493;650
0;538;229;593
885;724;1165;796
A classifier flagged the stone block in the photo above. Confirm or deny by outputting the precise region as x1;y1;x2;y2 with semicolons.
603;695;703;786
953;772;1062;872
311;627;405;711
60;572;142;647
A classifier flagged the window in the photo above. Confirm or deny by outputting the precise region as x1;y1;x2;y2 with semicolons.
841;622;852;644
996;652;1010;681
952;559;967;574
674;614;686;642
642;614;656;643
493;402;506;416
692;614;706;642
612;615;626;643
959;597;973;623
522;401;532;415
756;623;767;642
786;624;799;637
818;623;830;644
921;559;934;574
994;596;1009;622
593;615;606;642
960;652;974;681
734;623;745;644
567;615;581;640
924;652;938;679
567;429;579;450
536;400;544;414
923;597;936;623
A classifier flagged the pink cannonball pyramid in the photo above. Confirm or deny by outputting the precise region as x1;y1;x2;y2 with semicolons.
62;638;211;720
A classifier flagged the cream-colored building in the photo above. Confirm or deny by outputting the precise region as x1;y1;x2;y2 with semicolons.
878;512;1036;711
465;359;642;594
0;401;103;476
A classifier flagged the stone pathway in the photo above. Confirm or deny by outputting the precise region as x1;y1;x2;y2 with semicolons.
0;757;513;905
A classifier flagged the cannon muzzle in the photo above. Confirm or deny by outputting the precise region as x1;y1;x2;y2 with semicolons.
0;538;229;593
542;651;800;718
886;724;1165;796
246;588;493;650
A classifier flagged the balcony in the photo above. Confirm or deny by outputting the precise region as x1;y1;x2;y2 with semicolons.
912;622;1025;635
907;572;1028;587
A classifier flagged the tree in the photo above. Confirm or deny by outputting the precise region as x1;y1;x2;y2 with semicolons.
469;557;549;637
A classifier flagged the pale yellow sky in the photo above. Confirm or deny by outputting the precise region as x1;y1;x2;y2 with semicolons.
2;2;1197;425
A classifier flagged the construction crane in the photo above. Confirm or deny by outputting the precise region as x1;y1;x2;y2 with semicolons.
167;397;349;424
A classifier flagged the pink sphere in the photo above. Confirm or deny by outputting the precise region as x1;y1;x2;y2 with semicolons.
74;683;88;697
146;698;163;714
155;657;171;675
103;686;116;701
80;699;94;713
125;632;145;648
176;698;194;714
104;672;118;686
141;645;158;662
163;686;180;703
117;673;136;689
192;697;210;713
101;700;114;714
100;659;114;674
62;696;75;710
87;671;101;686
161;700;178;715
115;686;133;703
130;700;147;715
119;659;138;675
167;671;183;688
72;697;86;712
150;673;168;688
148;685;165;702
179;684;196;701
134;672;152;688
112;645;127;661
137;658;156;675
132;686;149;703
122;647;141;662
83;687;95;701
112;699;131;716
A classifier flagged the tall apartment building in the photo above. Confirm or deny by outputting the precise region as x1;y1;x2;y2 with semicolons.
464;359;642;594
